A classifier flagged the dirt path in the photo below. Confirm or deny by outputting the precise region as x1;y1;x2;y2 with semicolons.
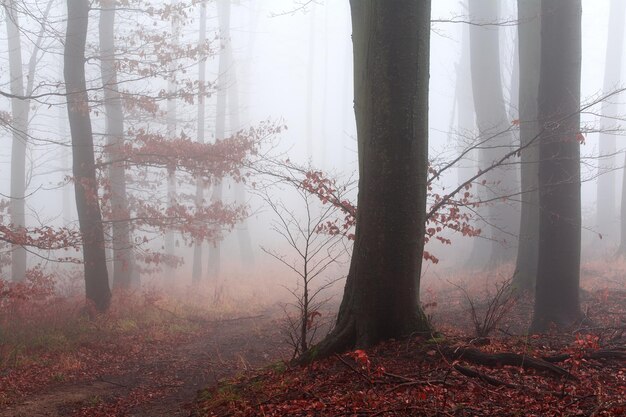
0;314;288;417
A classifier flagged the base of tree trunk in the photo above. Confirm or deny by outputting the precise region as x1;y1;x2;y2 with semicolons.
529;312;588;334
298;312;431;364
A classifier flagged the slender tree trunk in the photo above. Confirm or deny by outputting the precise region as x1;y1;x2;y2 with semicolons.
234;0;258;268
4;0;52;281
468;0;518;267
228;60;255;267
65;0;111;312
530;0;583;332
59;56;72;226
165;0;180;267
306;0;432;359
455;20;476;188
192;0;207;284
222;24;255;267
5;0;28;282
319;1;329;168
513;0;541;291
305;4;316;162
207;0;231;279
598;0;626;245
99;0;134;289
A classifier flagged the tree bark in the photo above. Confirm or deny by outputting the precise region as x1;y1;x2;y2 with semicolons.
5;0;28;282
530;0;583;332
65;0;111;311
513;0;541;291
99;0;134;289
467;0;518;268
304;0;432;360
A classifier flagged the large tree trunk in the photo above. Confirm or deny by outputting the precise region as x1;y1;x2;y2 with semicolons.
512;0;541;291
65;0;111;311
467;0;518;267
530;0;583;332
5;0;28;282
598;0;626;247
306;0;431;359
99;0;134;289
207;0;231;279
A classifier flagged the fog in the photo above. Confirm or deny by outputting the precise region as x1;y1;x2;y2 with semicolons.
2;1;619;276
2;1;626;415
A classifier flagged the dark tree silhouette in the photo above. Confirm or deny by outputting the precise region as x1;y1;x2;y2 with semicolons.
530;0;583;332
304;0;432;360
513;0;541;291
467;0;518;268
65;0;112;311
99;0;134;289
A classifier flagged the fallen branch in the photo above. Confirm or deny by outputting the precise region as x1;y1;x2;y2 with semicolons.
542;348;626;363
442;346;576;380
453;364;517;388
334;354;371;383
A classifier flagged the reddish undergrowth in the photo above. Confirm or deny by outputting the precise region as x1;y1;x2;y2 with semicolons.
195;262;626;417
0;269;288;416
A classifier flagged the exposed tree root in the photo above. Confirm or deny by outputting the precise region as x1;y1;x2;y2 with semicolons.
453;364;518;388
442;346;576;380
542;348;626;363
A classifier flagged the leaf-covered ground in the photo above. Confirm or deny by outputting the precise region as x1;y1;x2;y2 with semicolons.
195;262;626;417
0;285;289;417
1;261;625;416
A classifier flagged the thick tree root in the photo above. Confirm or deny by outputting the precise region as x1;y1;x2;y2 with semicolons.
453;364;518;388
296;318;356;365
442;346;576;380
542;348;626;363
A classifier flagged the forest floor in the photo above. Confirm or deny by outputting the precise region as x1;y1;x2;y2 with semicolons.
194;261;626;417
1;261;625;417
0;284;291;417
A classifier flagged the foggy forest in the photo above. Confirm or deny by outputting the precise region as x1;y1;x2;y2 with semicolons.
0;0;625;416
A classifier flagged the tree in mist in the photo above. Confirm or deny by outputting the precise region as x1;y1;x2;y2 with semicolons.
305;0;432;358
228;45;255;268
65;0;111;311
305;3;316;162
4;0;52;281
512;0;541;291
227;4;254;268
208;0;231;279
234;1;259;268
452;16;476;187
467;0;518;267
5;0;28;282
192;0;208;284
598;0;626;246
99;0;134;289
164;0;181;269
530;0;583;332
194;1;255;281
